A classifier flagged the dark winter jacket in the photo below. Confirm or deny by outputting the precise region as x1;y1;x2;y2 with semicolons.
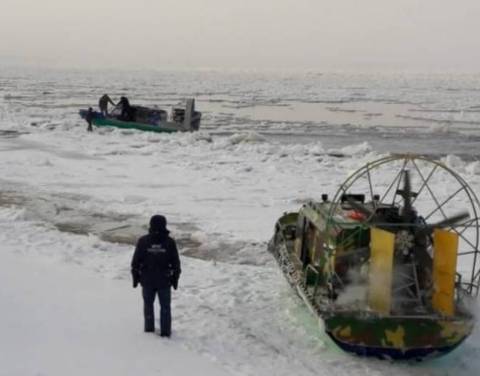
131;231;181;289
98;94;115;110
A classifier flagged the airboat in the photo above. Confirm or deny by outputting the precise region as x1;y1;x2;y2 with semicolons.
79;98;201;133
269;155;479;360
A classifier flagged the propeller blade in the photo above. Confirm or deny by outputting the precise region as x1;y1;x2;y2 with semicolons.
396;170;418;222
430;211;470;229
416;211;470;237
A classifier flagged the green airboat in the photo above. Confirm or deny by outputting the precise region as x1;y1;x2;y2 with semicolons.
269;155;480;360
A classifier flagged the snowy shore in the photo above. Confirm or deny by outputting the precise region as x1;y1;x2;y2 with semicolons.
0;248;231;376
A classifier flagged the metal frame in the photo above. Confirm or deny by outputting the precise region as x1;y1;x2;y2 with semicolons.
326;154;480;298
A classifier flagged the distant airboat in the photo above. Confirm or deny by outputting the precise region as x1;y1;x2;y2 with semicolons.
79;98;201;133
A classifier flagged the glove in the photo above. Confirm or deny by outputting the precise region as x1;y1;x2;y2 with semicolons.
170;271;179;290
172;277;178;290
132;269;140;288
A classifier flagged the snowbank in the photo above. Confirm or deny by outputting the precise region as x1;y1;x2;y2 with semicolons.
0;249;230;376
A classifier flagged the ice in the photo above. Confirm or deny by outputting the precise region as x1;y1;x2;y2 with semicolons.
443;154;466;170
2;68;480;375
466;162;480;175
340;141;372;156
228;131;267;144
191;230;209;245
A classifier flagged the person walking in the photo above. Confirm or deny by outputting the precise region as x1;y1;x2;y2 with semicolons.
131;215;181;336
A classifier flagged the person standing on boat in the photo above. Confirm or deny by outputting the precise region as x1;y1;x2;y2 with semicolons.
118;96;134;121
98;94;115;116
131;215;181;336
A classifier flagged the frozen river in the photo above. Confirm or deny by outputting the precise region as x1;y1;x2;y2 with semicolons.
1;67;480;375
2;68;480;157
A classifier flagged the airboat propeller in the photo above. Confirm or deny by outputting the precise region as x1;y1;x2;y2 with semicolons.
344;168;472;258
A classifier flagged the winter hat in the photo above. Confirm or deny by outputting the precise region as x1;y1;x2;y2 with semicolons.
149;215;167;233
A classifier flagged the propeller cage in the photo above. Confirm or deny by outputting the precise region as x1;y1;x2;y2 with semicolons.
325;155;480;315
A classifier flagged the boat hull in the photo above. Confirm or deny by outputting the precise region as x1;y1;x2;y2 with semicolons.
324;313;473;360
79;109;194;133
92;117;178;133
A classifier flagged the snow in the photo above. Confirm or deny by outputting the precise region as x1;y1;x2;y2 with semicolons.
0;129;355;242
2;69;480;375
0;246;230;376
3;205;480;376
466;162;480;176
1;129;480;375
443;154;465;171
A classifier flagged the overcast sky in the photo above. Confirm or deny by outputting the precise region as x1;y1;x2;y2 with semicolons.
1;0;480;71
